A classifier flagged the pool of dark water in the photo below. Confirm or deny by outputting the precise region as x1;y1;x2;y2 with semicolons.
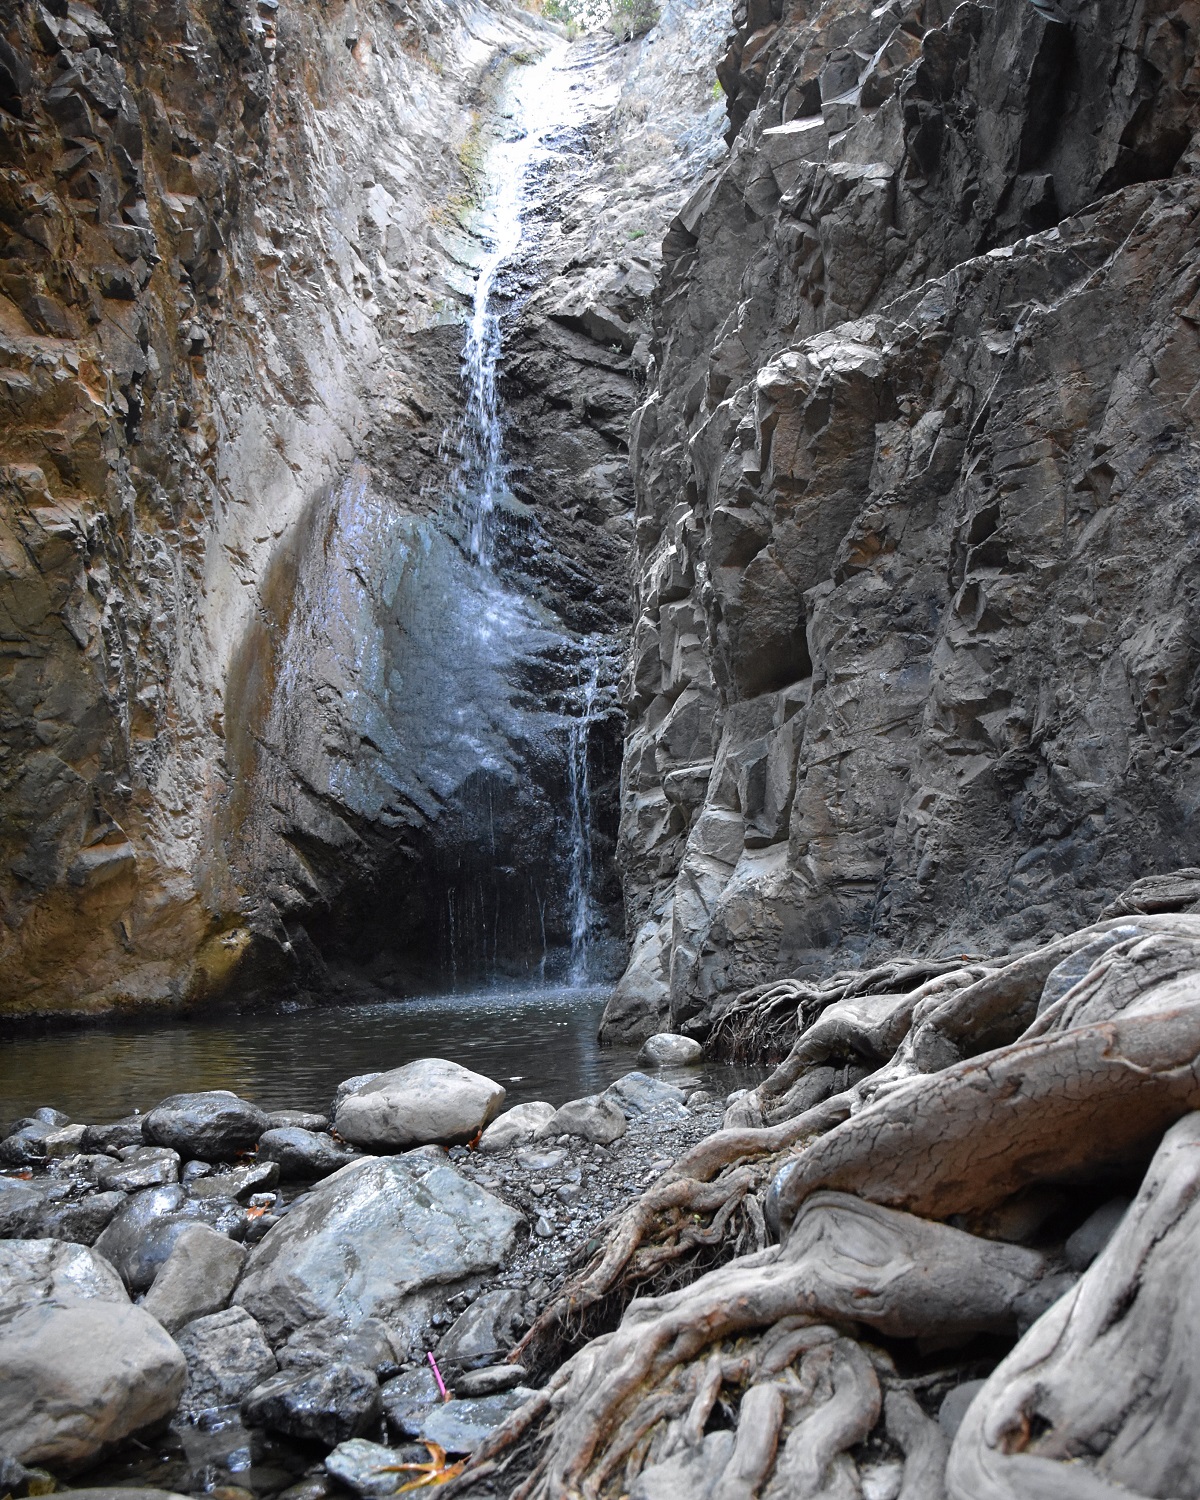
0;984;746;1127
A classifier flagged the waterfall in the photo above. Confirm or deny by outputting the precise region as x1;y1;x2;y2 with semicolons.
566;648;600;984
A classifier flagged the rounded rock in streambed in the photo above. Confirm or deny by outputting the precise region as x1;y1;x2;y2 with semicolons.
333;1059;505;1150
0;1122;54;1167
93;1184;247;1291
242;1361;381;1446
142;1090;269;1162
266;1109;331;1133
257;1126;358;1180
637;1032;703;1068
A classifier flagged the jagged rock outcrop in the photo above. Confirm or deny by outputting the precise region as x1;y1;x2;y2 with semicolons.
0;0;726;1014
607;0;1200;1039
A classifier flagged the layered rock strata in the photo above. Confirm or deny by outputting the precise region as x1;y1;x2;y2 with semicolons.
608;0;1200;1038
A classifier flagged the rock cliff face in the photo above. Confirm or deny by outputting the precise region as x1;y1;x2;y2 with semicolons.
607;0;1200;1038
0;0;726;1015
0;0;543;1015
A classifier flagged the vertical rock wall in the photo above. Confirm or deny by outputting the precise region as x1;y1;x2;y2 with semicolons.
0;0;554;1015
606;0;1200;1038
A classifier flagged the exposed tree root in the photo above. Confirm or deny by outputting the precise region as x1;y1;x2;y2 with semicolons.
476;877;1200;1500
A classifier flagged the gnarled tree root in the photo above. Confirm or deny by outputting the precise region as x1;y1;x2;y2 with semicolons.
479;1193;1051;1500
947;1111;1200;1499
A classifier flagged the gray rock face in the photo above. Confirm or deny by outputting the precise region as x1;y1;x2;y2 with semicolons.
94;1184;246;1292
540;1095;628;1145
334;1059;505;1150
609;0;1200;1038
142;1093;268;1162
234;1156;523;1343
175;1306;278;1419
242;1362;381;1446
0;1240;185;1465
141;1224;246;1334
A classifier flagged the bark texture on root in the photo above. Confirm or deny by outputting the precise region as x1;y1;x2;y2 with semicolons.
947;1112;1200;1499
484;1194;1051;1500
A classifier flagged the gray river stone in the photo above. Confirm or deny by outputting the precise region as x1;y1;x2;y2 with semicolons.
141;1223;246;1333
0;1123;53;1167
539;1095;627;1144
417;1388;535;1454
454;1364;528;1398
257;1126;358;1180
36;1191;125;1246
188;1160;280;1201
266;1110;331;1133
279;1315;399;1374
0;1177;42;1238
142;1091;269;1162
380;1366;443;1439
234;1156;523;1343
242;1361;381;1446
637;1034;703;1068
334;1059;505;1150
325;1437;413;1498
81;1117;146;1153
0;1240;185;1465
97;1146;180;1193
477;1101;557;1154
435;1288;526;1370
176;1306;278;1419
603;1073;688;1119
94;1184;246;1292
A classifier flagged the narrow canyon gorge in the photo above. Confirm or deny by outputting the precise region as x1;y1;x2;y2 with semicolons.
4;0;1200;1491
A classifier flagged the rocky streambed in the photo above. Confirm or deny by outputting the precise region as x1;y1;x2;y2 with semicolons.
0;1042;728;1496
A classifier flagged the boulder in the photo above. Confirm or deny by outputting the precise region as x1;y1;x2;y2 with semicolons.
453;1364;528;1397
478;1101;557;1154
142;1092;268;1162
637;1033;703;1068
331;1073;381;1118
234;1156;523;1344
265;1110;330;1132
242;1362;381;1445
81;1117;146;1153
141;1224;246;1333
333;1059;505;1150
97;1146;180;1192
35;1191;125;1246
94;1184;246;1292
603;1072;688;1119
380;1365;443;1439
0;1124;53;1167
434;1288;526;1370
326;1437;415;1497
0;1240;186;1465
0;1178;42;1238
187;1160;280;1201
175;1306;277;1419
42;1124;88;1158
538;1095;627;1144
279;1315;399;1374
417;1388;535;1454
257;1126;357;1180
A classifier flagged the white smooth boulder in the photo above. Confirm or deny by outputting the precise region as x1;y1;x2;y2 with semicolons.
0;1240;186;1465
537;1094;627;1144
333;1058;505;1149
141;1224;246;1334
478;1101;557;1154
638;1033;703;1067
234;1155;523;1344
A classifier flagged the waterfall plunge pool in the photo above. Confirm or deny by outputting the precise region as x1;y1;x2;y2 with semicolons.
0;985;751;1127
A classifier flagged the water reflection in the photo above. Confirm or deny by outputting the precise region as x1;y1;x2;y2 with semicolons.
0;986;745;1126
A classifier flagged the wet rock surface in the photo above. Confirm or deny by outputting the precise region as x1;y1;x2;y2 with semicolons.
610;0;1200;1039
333;1060;505;1150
